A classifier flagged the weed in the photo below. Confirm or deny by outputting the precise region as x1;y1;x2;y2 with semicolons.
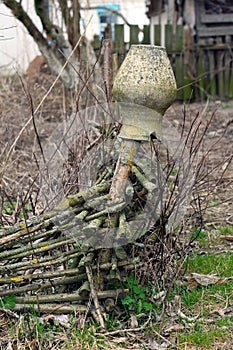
194;227;210;246
2;201;16;216
221;102;231;108
1;200;32;223
178;327;229;348
0;295;16;309
219;224;233;235
121;274;154;317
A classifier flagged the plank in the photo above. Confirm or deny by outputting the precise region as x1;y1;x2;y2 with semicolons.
165;24;183;51
198;26;233;37
175;25;183;51
165;24;173;51
142;25;150;44
203;48;211;98
224;51;231;98
174;52;184;100
201;14;233;24
229;59;233;98
183;65;195;101
217;50;225;98
197;48;205;100
153;24;161;46
114;24;125;54
208;48;217;97
129;25;140;45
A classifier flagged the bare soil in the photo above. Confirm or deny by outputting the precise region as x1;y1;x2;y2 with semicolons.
166;100;233;226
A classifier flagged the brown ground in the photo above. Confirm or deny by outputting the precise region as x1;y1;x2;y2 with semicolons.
0;71;232;226
166;100;233;226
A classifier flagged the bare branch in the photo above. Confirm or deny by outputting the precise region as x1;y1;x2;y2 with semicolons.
3;0;47;45
81;5;131;26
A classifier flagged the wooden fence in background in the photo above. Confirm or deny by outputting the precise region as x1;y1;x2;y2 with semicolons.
93;24;233;101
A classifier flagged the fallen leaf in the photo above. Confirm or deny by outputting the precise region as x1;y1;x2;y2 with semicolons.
75;315;86;329
153;291;166;302
41;314;70;328
218;309;227;317
130;314;138;328
166;295;181;317
178;310;199;322
147;338;170;349
5;343;13;350
220;235;233;242
188;273;228;288
164;323;185;333
211;307;232;317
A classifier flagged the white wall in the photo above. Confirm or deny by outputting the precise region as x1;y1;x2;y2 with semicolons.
0;1;41;74
0;0;149;74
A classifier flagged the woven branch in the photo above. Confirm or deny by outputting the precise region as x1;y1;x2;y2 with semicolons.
0;155;157;322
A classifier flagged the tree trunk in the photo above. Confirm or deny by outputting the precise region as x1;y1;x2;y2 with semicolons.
3;0;76;88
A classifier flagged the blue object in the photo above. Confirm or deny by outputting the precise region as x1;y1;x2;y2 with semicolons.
96;4;120;14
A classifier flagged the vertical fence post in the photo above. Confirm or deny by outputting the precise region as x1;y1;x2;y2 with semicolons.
114;24;125;53
208;46;217;97
165;24;184;100
154;24;161;46
224;50;230;98
229;55;233;98
142;25;150;44
130;25;140;45
183;26;194;101
197;47;205;100
114;24;125;67
217;50;225;98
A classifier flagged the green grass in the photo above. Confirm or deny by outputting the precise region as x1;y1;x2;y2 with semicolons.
170;248;233;349
184;252;233;308
219;224;233;235
193;225;233;248
178;326;229;348
185;252;233;276
194;228;210;247
0;294;16;309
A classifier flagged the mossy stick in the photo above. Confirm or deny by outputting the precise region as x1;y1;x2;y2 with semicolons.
86;265;106;329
